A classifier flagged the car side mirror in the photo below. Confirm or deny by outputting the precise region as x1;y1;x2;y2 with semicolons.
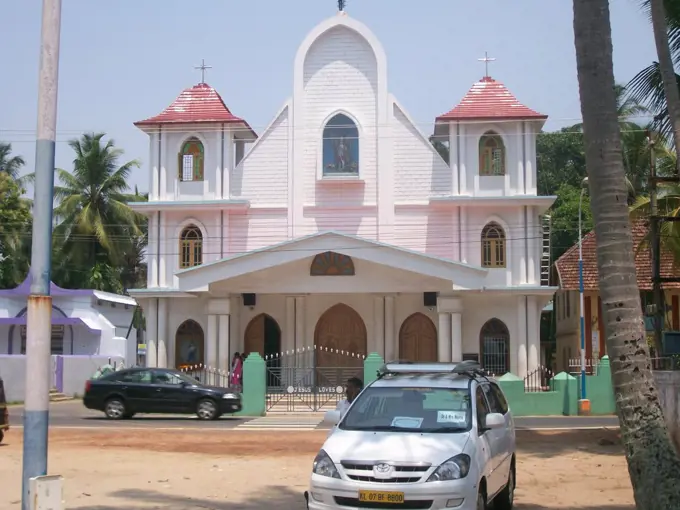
485;412;505;429
324;410;341;425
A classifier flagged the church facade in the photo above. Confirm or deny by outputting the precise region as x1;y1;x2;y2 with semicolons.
128;11;557;379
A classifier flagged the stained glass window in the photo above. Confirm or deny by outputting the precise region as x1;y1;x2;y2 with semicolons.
310;251;355;276
178;137;204;181
322;114;359;176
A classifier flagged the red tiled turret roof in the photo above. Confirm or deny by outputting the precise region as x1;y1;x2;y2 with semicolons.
555;220;680;290
436;76;547;122
134;83;257;137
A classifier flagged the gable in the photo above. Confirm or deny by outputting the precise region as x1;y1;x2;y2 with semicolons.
392;101;451;201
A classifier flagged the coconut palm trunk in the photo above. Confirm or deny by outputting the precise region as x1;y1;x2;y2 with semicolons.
650;0;680;159
573;0;680;507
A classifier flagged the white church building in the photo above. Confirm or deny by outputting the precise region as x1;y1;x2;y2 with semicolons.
128;9;556;379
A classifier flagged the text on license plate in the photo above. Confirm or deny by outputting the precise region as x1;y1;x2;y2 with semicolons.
358;490;405;503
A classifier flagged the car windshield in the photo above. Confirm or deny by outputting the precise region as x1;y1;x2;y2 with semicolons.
339;385;472;433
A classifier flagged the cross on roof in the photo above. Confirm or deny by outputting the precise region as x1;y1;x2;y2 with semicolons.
194;59;212;84
478;52;496;77
338;0;346;11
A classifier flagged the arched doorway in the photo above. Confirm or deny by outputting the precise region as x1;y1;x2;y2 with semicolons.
479;318;510;375
243;314;281;359
399;313;437;362
175;320;205;368
314;303;367;368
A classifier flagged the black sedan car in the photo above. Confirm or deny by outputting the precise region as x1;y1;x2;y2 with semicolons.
83;367;242;420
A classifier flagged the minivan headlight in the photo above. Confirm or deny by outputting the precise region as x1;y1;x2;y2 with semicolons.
312;450;341;479
427;454;471;482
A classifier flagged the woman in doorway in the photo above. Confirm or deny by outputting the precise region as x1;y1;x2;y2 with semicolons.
230;352;243;389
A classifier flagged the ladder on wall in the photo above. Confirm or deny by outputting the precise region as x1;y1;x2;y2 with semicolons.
540;214;552;286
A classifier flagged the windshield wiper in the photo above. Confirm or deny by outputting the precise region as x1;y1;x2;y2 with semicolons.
424;426;468;433
344;425;423;432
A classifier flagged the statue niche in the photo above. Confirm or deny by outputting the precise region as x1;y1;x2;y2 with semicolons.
322;113;359;175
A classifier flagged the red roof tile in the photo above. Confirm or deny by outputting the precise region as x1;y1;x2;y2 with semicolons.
555;220;680;291
134;83;257;136
436;76;547;122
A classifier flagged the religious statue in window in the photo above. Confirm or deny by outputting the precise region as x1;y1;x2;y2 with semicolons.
322;114;359;175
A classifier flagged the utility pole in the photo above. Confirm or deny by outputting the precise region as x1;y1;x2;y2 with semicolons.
648;133;665;356
22;1;62;509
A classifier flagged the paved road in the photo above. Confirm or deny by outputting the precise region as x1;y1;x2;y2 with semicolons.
8;401;620;430
8;401;250;429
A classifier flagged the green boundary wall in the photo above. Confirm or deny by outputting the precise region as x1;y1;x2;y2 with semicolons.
236;353;616;417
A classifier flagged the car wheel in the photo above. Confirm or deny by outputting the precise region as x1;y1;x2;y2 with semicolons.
494;466;515;510
196;399;218;420
0;430;4;444
476;488;486;510
104;398;126;420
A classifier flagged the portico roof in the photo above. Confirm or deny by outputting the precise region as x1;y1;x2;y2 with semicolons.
176;231;488;292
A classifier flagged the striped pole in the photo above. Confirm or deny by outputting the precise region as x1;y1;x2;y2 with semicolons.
22;1;62;508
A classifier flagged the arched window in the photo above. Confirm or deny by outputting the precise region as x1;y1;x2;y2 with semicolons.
178;137;204;182
479;131;505;176
481;222;506;268
310;251;355;276
480;318;510;375
175;319;204;368
322;113;359;176
179;225;203;268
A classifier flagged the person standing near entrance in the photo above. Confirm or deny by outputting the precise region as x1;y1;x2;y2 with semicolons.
230;352;243;389
336;377;363;417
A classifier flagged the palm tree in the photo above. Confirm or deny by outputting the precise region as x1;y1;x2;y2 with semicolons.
50;133;143;291
0;142;25;180
573;0;680;505
627;0;680;143
649;0;680;157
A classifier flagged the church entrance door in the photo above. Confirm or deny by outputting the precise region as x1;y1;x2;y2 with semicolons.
264;304;366;414
399;313;438;362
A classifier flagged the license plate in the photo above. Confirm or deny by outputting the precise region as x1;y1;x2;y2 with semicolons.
358;490;405;504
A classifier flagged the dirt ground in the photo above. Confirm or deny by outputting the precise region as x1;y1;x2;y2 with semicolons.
0;428;634;510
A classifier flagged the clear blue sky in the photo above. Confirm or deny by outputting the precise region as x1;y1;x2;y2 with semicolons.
1;0;658;193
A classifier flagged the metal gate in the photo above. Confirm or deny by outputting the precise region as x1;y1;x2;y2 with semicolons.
265;346;365;413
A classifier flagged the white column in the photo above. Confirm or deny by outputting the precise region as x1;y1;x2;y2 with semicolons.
218;314;230;371
230;296;241;353
159;130;166;201
438;312;452;362
459;124;467;195
145;298;158;368
158;211;167;288
449;121;459;195
295;297;305;348
157;298;168;368
147;214;158;288
517;297;528;378
527;296;540;374
451;312;462;362
149;132;159;200
373;296;385;356
516;123;526;194
207;314;218;368
384;296;396;361
285;297;296;353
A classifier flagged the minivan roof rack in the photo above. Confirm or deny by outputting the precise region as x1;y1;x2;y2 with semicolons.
376;360;486;379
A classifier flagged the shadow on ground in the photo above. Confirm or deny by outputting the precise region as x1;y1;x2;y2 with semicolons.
517;428;622;458
81;416;245;422
62;487;636;510
76;486;308;510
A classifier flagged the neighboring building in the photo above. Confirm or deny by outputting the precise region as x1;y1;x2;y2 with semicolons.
0;276;138;363
553;221;680;372
128;9;556;378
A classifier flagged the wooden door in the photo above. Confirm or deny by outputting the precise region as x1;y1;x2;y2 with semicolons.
244;314;265;357
314;304;366;368
399;313;437;362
